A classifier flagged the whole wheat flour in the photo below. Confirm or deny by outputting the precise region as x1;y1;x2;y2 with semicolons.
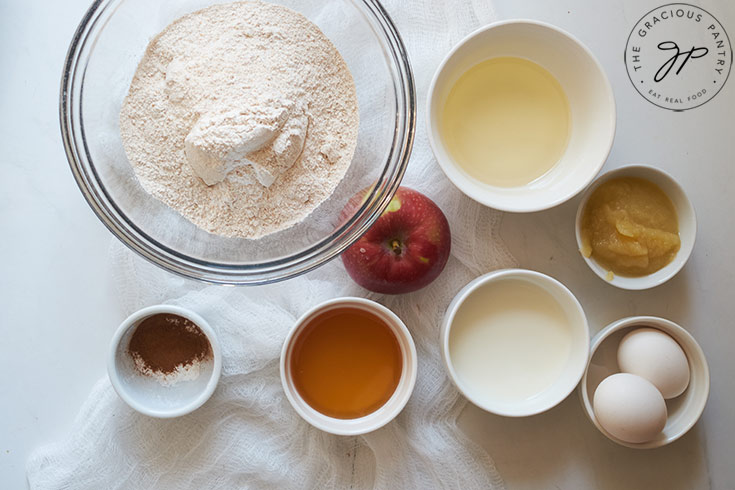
119;1;359;239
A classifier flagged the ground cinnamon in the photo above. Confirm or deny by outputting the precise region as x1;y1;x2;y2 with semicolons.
128;313;212;376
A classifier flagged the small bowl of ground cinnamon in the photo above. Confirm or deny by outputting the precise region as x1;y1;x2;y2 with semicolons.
108;305;222;418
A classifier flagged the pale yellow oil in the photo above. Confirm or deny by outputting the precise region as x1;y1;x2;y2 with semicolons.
441;57;571;188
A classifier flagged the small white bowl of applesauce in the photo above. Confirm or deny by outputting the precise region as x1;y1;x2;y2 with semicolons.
575;165;697;290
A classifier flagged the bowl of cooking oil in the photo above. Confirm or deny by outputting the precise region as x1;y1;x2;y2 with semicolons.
427;19;616;213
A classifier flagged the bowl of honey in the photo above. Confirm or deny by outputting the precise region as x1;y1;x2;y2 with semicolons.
280;297;417;435
426;19;616;212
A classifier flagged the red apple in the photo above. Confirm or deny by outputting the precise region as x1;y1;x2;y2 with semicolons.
341;186;451;294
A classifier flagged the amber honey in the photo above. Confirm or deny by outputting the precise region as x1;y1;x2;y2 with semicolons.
290;307;403;419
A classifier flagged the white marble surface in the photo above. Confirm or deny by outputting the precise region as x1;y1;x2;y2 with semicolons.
1;0;733;489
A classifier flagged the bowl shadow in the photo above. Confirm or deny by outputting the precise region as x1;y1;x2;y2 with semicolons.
457;394;707;489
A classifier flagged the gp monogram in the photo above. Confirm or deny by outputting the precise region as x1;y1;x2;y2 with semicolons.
625;3;732;111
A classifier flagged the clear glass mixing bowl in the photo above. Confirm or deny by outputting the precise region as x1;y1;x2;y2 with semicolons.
61;0;415;284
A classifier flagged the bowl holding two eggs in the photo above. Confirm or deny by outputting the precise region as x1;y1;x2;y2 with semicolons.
580;316;709;449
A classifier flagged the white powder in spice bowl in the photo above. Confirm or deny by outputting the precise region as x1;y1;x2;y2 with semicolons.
119;1;359;239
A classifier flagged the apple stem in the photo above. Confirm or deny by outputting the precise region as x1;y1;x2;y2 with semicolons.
390;239;402;255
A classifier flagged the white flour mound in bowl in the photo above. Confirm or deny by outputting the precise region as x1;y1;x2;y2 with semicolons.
119;1;359;239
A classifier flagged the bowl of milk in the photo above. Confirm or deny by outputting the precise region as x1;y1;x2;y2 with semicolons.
427;20;616;212
441;269;590;417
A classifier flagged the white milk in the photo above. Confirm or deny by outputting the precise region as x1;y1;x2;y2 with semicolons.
448;278;572;403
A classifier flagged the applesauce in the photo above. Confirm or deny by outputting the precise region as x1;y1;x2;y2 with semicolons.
580;177;680;277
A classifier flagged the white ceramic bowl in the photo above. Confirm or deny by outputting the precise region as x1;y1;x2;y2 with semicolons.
280;297;417;435
575;164;697;290
108;305;222;418
579;316;709;449
427;19;616;212
441;269;589;417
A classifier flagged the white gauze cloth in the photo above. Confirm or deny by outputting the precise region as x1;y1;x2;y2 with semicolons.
28;0;516;488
